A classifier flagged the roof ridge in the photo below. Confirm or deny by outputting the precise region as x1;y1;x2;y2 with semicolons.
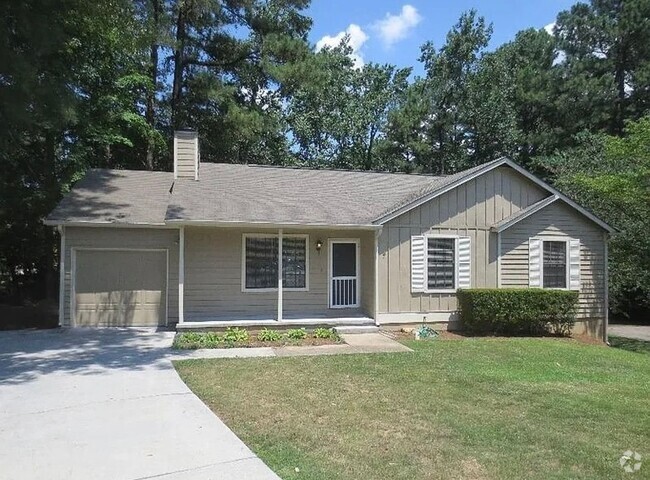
199;162;445;178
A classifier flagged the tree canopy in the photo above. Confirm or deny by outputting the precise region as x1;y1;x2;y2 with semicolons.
1;0;649;321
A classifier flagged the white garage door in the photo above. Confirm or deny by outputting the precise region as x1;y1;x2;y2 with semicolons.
74;249;167;327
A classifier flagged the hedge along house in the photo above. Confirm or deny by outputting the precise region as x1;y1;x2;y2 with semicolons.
46;131;613;339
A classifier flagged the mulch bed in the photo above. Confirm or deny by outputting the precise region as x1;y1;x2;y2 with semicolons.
384;328;606;345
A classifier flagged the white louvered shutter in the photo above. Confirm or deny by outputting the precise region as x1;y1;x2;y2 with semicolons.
569;239;581;290
457;237;471;289
529;238;542;288
411;235;426;293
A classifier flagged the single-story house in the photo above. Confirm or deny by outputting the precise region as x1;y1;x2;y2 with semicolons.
45;130;613;339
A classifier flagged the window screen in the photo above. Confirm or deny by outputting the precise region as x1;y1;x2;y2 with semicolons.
282;237;307;288
543;241;567;288
244;236;307;289
427;238;455;289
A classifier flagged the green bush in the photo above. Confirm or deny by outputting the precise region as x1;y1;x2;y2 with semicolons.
286;328;307;340
457;288;578;336
313;327;338;340
257;328;282;342
223;327;249;344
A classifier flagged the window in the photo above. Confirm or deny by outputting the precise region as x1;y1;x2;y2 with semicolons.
243;235;308;291
542;240;567;288
427;237;456;290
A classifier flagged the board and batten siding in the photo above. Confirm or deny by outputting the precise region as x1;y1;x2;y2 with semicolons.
377;166;548;319
61;227;179;326
183;227;375;320
500;201;606;336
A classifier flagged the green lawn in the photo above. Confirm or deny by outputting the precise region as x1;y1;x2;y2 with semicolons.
175;338;650;480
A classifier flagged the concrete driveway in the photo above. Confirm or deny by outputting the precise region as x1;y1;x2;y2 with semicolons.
608;324;650;342
0;328;280;480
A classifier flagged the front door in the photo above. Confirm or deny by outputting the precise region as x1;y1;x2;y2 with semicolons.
329;240;359;308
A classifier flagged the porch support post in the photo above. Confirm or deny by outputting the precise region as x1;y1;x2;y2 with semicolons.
277;228;283;321
179;226;185;324
58;225;65;327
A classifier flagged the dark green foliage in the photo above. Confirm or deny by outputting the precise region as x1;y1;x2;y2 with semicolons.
458;289;579;336
173;332;222;349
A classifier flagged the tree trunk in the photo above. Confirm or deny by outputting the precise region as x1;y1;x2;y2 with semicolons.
171;2;187;130
145;0;160;170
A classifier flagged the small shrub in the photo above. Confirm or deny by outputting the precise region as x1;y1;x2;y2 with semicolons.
457;288;578;336
257;328;282;342
202;332;222;347
286;328;307;340
173;332;204;349
313;327;338;340
223;327;249;344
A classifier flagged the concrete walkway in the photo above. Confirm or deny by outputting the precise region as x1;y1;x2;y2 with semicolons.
0;328;281;480
608;324;650;342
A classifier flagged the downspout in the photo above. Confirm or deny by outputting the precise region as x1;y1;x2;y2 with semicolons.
178;226;185;324
277;228;283;321
58;225;65;327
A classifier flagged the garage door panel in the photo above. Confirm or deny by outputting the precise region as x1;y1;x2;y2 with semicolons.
74;250;167;327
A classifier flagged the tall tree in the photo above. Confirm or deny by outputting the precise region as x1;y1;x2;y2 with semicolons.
555;0;650;134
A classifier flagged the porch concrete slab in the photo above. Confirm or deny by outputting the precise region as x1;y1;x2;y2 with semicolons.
0;329;280;480
341;332;413;352
608;324;650;342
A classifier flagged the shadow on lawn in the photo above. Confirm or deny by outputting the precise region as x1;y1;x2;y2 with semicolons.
608;336;650;355
0;328;175;386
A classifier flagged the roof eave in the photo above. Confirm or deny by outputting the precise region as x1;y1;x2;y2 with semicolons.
164;219;382;230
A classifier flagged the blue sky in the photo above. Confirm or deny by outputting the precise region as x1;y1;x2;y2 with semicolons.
307;0;577;75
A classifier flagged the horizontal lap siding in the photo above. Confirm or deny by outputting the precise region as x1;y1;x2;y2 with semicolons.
378;166;548;314
500;201;606;335
62;227;179;326
184;227;375;319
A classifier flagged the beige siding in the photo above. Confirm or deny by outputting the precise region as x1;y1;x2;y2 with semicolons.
62;227;179;326
184;227;375;320
378;166;548;316
174;131;198;179
500;201;606;337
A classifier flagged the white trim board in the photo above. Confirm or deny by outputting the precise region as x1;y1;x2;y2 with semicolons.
376;312;459;324
374;157;614;233
70;247;169;327
491;195;560;233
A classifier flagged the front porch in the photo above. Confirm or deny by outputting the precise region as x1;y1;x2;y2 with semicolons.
175;225;378;331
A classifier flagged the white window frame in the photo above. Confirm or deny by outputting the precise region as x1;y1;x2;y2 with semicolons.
241;233;309;293
537;236;571;290
424;234;461;294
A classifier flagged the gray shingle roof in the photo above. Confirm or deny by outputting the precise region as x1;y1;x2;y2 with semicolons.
166;163;444;226
46;169;173;225
44;158;510;227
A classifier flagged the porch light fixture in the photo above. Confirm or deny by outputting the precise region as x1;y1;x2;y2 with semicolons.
315;239;323;252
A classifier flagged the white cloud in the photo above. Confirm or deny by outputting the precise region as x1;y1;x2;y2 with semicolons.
315;24;368;68
544;22;556;36
374;5;422;47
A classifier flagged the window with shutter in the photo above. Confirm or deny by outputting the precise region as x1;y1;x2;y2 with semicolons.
529;238;580;290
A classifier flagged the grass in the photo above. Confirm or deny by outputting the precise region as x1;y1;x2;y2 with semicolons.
175;338;650;480
609;335;650;355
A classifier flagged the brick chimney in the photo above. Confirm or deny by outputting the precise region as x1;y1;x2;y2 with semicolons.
173;130;199;180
